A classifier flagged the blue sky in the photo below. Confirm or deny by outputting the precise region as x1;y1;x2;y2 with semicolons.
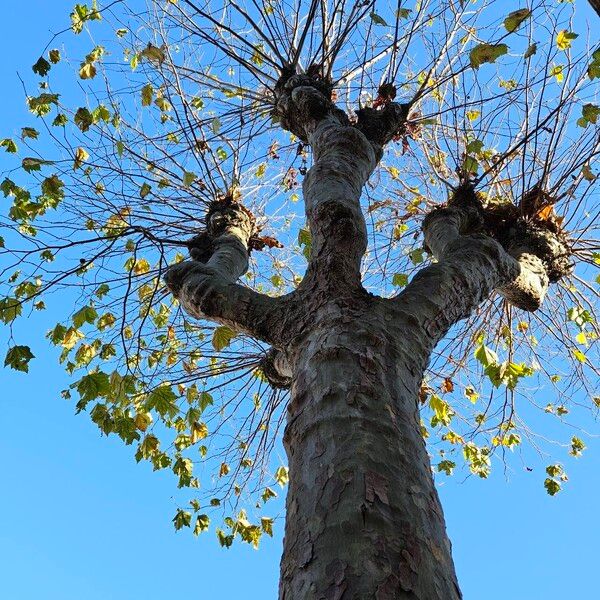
0;2;599;599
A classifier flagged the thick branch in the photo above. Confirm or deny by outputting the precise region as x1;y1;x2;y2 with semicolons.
300;119;377;287
397;231;520;351
165;261;284;345
187;197;256;280
165;198;286;345
274;73;412;289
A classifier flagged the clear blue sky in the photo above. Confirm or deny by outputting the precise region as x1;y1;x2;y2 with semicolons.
0;2;598;599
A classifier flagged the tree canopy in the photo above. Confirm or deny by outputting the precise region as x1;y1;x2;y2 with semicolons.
1;0;598;549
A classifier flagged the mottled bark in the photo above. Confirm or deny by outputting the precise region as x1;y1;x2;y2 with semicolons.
280;298;461;600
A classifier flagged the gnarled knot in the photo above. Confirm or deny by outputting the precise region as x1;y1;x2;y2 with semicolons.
206;195;256;239
273;67;348;141
258;348;292;390
355;101;410;148
187;196;266;262
481;196;573;284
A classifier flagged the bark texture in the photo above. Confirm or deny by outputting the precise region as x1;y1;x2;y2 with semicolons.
279;297;461;599
165;73;571;600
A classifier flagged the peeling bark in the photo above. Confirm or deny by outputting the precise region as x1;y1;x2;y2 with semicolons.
280;298;461;600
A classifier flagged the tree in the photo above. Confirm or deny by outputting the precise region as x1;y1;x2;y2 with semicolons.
1;0;599;597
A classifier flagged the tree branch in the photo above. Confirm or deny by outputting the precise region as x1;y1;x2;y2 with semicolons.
165;197;287;345
274;73;409;289
392;183;570;349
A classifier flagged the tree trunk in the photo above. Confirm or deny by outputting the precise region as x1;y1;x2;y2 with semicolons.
279;295;461;600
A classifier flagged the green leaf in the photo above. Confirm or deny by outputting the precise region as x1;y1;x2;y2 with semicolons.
72;305;98;328
27;93;59;117
4;345;35;372
212;326;236;351
193;514;210;536
173;509;192;530
75;371;111;404
429;394;454;427
182;171;196;187
544;478;561;496
437;460;456;476
22;157;52;173
546;464;564;478
145;385;179;418
141;84;154;107
503;9;531;33
298;227;311;260
524;43;537;59
32;56;51;76
474;343;498;367
567;306;594;329
199;391;213;412
191;97;204;110
274;466;289;487
74;107;94;132
140;183;152;198
576;103;600;128
21;127;39;140
0;139;18;153
392;273;408;287
570;436;585;457
589;47;600;79
0;297;22;324
53;114;68;127
369;12;388;26
469;43;508;69
140;43;166;64
216;146;227;161
408;248;424;265
71;2;101;34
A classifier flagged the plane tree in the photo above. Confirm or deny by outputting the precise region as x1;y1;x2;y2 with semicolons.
1;1;599;597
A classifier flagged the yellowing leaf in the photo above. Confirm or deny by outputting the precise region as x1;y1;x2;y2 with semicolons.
556;30;578;51
74;147;89;169
256;163;267;178
369;12;388;26
141;84;154;107
524;43;537;59
140;43;166;64
212;326;236;351
470;43;508;69
275;465;289;487
550;64;564;83
79;62;97;79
